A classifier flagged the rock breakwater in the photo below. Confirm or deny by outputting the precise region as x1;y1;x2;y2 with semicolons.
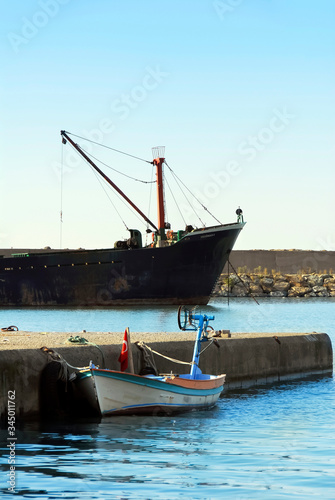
214;273;335;298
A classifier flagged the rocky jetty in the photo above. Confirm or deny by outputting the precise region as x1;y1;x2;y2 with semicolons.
213;272;335;298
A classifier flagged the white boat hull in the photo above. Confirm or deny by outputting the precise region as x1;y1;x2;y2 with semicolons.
90;369;225;416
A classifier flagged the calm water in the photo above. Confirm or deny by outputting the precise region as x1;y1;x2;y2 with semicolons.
1;298;334;499
0;296;334;334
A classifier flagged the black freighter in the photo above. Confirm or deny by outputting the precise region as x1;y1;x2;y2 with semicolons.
0;132;245;306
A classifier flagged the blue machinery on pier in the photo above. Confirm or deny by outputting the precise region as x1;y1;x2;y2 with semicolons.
177;306;218;379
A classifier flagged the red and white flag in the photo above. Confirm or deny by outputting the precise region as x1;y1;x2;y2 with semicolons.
118;328;129;372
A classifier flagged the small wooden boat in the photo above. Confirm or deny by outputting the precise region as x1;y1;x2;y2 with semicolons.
74;307;225;416
89;370;225;416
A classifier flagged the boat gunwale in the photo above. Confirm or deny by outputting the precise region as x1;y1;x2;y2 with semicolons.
90;368;225;396
0;221;245;260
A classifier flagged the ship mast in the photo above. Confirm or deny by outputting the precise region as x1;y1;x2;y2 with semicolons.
152;146;166;244
60;130;158;232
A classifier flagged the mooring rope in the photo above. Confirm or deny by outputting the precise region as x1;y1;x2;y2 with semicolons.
199;338;216;355
228;259;260;305
135;341;195;366
40;346;90;371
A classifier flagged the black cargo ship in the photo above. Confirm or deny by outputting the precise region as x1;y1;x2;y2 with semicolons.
0;132;245;306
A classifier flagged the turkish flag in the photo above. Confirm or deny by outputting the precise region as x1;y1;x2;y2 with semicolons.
118;328;129;372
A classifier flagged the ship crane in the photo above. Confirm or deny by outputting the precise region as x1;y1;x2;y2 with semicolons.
61;131;172;247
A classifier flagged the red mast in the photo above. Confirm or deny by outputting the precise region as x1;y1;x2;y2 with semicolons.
152;147;166;242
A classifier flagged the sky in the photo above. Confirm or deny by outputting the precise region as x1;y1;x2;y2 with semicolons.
1;0;334;251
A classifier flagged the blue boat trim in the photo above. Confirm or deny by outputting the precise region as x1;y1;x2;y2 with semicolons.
92;370;223;396
102;401;216;415
76;371;91;380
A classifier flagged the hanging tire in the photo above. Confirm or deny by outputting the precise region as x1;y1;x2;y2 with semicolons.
40;361;65;419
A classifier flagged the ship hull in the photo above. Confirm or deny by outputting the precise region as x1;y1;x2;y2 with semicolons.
0;222;243;306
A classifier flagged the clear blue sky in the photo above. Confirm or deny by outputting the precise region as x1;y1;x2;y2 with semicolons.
1;0;334;250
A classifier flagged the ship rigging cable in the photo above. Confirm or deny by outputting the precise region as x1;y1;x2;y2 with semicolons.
89;165;129;231
146;164;155;239
63;130;223;228
85;153;152;231
75;145;156;185
164;174;187;227
60;142;64;248
63;131;152;164
164;161;222;226
63;136;157;230
165;164;205;228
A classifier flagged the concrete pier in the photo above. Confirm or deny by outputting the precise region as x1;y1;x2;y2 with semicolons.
0;331;333;419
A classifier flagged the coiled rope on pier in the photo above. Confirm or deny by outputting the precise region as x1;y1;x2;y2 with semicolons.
66;336;106;368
